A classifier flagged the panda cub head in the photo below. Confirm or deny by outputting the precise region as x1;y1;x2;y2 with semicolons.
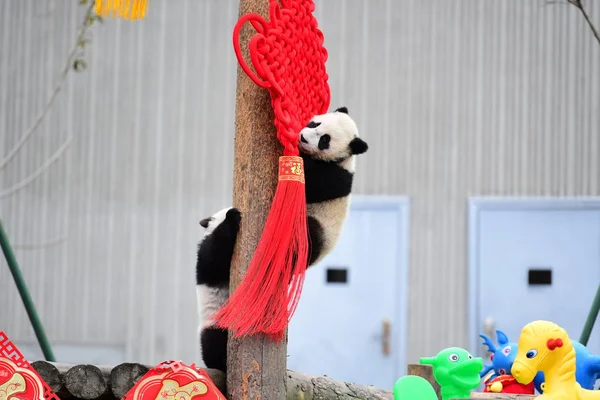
199;207;239;237
299;106;368;163
196;207;241;288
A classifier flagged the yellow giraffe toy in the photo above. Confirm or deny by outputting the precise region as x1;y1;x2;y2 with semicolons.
511;320;600;400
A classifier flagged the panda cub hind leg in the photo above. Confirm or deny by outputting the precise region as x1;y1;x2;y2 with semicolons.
196;207;325;370
307;216;325;266
196;207;241;371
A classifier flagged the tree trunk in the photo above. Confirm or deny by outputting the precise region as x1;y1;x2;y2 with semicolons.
227;0;286;399
286;370;393;400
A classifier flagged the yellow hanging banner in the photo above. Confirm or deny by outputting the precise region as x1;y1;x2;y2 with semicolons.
94;0;148;20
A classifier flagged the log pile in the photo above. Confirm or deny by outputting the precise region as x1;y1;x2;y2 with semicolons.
31;361;224;400
30;361;537;399
30;361;393;400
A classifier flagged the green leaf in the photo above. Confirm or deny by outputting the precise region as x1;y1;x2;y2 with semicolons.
73;59;88;72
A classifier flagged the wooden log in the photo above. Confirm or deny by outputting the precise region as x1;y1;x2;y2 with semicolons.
30;361;68;398
286;370;393;400
63;364;109;399
407;364;441;399
31;361;226;399
110;363;150;399
227;0;285;398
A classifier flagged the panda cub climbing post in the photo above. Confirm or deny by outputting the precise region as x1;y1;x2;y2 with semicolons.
195;207;241;372
299;106;368;265
196;107;368;371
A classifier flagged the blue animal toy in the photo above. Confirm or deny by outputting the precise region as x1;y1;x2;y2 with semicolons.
480;329;600;393
479;330;528;380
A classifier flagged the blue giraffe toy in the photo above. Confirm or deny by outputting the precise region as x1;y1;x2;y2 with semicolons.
480;329;600;392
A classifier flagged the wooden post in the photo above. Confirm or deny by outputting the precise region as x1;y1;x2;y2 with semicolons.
226;0;286;399
407;364;441;399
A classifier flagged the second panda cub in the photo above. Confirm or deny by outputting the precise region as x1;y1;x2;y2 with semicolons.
299;106;368;264
196;107;367;370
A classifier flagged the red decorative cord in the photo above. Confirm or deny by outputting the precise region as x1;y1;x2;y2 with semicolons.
233;0;330;155
211;0;330;340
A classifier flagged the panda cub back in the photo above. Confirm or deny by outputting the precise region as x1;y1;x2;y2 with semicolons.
195;207;241;371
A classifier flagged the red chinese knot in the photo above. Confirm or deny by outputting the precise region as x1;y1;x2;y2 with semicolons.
213;0;329;340
233;0;331;155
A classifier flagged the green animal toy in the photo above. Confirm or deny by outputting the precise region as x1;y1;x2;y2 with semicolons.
393;347;483;400
393;375;437;400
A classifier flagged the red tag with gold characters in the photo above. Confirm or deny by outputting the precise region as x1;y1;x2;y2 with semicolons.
278;156;305;183
123;360;225;400
0;331;60;400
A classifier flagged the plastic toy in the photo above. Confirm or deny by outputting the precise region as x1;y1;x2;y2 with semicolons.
393;375;438;400
567;341;600;391
419;347;483;400
533;340;600;393
483;374;535;394
512;320;600;400
481;328;600;393
480;330;522;378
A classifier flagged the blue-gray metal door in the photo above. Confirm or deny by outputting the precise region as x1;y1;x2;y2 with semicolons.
287;198;408;391
473;207;600;356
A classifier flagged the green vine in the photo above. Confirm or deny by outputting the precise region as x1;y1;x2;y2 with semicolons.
73;0;103;72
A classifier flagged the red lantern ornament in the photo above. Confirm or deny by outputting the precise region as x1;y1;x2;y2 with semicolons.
0;331;61;400
211;0;330;340
123;360;226;400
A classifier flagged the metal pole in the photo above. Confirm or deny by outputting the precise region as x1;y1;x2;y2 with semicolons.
579;283;600;346
0;218;56;361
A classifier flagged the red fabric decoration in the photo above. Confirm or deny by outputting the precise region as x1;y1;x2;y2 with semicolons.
547;338;564;350
484;374;535;395
211;0;330;340
0;331;61;400
123;360;226;400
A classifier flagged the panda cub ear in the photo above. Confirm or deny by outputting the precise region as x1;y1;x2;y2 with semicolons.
349;137;368;155
335;106;349;114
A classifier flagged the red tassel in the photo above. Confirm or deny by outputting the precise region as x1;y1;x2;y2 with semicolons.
214;0;329;340
211;156;309;340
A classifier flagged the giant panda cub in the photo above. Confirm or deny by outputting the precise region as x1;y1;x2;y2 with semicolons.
195;207;241;372
196;107;368;370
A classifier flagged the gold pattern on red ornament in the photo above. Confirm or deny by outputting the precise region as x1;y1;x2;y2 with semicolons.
123;360;225;400
0;331;60;400
278;156;305;183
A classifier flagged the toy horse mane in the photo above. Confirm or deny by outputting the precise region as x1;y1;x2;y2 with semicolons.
521;320;567;340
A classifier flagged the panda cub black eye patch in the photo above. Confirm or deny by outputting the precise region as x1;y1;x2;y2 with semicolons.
318;134;331;150
306;121;321;128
